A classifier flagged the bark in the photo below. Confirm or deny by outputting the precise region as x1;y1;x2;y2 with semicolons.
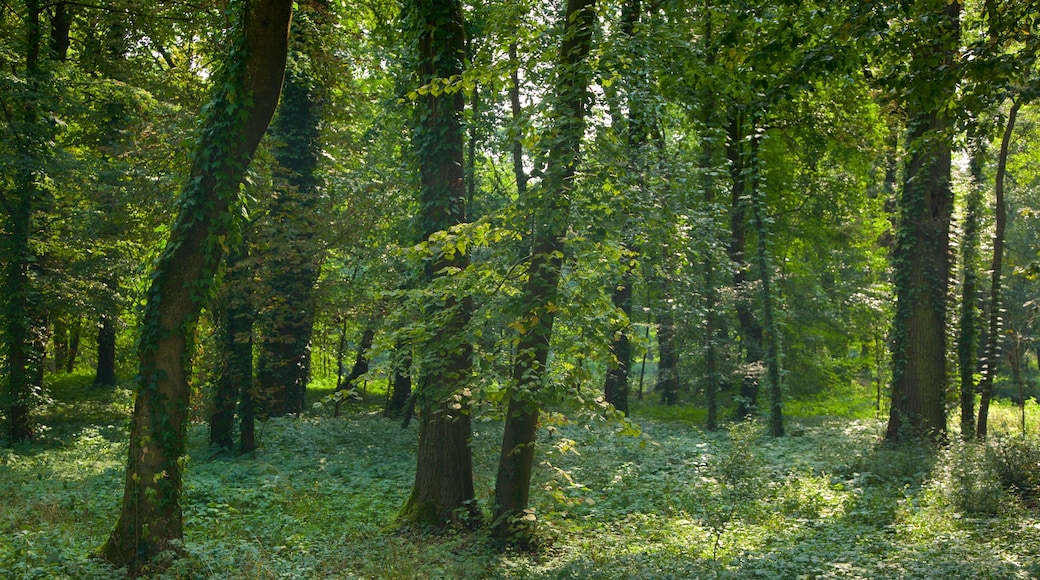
656;300;681;405
493;0;597;544
49;2;71;61
397;0;479;530
385;342;412;418
727;111;763;420
66;316;81;373
977;99;1021;441
209;248;255;451
957;146;984;440
100;0;292;568
509;43;528;196
2;0;44;444
255;0;328;417
603;0;642;417
93;311;118;387
604;280;632;415
745;128;783;437
886;0;959;442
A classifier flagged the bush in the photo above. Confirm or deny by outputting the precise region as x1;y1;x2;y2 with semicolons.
987;435;1040;508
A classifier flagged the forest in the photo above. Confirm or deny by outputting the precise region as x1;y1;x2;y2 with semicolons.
2;0;1040;577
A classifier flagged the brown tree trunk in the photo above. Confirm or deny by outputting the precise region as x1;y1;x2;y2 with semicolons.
397;0;479;529
209;248;254;451
727;111;763;420
886;0;959;442
385;342;412;418
2;0;45;444
493;0;597;544
977;98;1021;441
93;311;117;387
100;0;292;569
605;280;633;415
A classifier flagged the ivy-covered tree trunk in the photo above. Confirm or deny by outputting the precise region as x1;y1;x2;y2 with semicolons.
746;127;784;437
2;0;47;444
727;111;763;420
397;0;479;529
886;0;959;442
493;0;597;544
603;0;644;417
92;310;117;387
957;144;984;440
256;0;329;417
100;0;292;569
977;99;1021;441
209;248;255;451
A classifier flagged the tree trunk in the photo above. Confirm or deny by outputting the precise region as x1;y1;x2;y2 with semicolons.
255;0;329;418
385;342;412;418
2;0;44;444
93;311;117;387
65;316;81;373
747;126;784;437
957;144;985;440
397;0;480;529
493;0;597;544
727;111;763;420
887;0;959;442
656;300;681;405
100;0;292;568
605;280;633;415
977;98;1021;441
209;248;254;451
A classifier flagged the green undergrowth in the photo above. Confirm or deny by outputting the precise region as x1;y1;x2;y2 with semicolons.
3;379;1040;578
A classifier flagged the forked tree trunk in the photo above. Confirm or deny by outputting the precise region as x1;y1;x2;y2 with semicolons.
100;0;292;568
493;0;597;544
887;0;959;442
977;99;1021;441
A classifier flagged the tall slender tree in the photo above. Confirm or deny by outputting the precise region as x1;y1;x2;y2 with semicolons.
493;0;597;544
1;0;50;444
977;99;1022;440
100;0;293;568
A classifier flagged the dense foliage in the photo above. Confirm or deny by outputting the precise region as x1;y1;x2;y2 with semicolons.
3;0;1040;574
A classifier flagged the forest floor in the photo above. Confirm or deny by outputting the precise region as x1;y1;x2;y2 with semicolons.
2;374;1040;578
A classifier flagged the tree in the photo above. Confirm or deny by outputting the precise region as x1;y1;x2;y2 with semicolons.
886;0;960;442
255;0;332;417
977;98;1022;440
493;0;597;544
397;0;480;528
100;0;293;568
1;0;51;444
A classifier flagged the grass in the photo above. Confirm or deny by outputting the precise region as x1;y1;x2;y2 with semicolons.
2;375;1040;578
